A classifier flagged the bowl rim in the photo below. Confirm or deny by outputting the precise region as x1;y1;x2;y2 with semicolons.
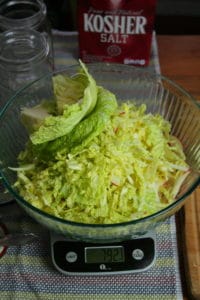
0;62;200;229
1;62;200;116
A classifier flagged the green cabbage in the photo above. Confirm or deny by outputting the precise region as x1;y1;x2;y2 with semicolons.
28;86;117;160
14;97;189;224
21;100;56;133
30;61;97;144
12;61;189;224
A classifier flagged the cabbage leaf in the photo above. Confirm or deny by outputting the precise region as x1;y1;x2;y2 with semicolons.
35;86;117;158
30;61;97;144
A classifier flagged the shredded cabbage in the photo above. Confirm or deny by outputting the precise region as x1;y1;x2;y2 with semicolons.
14;101;189;224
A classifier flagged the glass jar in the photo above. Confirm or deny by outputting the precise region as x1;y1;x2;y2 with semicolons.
0;0;54;69
0;28;52;108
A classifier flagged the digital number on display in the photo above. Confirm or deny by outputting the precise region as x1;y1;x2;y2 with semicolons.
85;246;125;264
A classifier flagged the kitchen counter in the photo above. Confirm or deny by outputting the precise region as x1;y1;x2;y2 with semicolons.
157;35;200;300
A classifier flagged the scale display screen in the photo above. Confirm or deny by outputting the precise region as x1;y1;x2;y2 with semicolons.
85;246;125;263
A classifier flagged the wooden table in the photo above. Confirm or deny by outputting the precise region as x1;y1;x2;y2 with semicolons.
157;35;200;101
157;35;200;300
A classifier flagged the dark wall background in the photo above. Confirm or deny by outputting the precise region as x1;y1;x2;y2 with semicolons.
44;0;200;34
155;0;200;34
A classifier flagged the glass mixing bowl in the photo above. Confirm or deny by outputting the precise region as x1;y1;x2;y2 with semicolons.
0;63;199;243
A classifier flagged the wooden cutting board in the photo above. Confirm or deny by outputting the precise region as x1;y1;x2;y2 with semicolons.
180;186;200;299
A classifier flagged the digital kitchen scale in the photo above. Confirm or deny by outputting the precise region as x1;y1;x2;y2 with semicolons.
50;230;156;275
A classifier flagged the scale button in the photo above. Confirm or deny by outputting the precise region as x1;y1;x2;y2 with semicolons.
132;248;144;260
65;251;78;263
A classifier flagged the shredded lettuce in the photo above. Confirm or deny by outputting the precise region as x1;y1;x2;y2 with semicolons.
12;62;190;224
